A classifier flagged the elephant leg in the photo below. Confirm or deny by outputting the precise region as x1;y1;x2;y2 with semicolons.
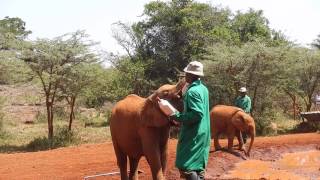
160;141;168;175
227;130;235;153
213;130;222;151
140;128;164;180
236;130;245;151
114;145;128;180
160;126;169;174
129;157;140;180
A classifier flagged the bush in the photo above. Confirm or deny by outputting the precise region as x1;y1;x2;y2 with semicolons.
0;59;32;85
290;121;320;133
35;110;47;123
254;108;276;136
54;106;68;120
26;126;80;151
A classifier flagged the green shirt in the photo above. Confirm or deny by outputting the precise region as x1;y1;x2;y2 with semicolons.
235;95;252;113
171;80;210;171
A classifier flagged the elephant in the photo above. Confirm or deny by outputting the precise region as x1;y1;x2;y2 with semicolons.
110;81;185;180
210;105;255;156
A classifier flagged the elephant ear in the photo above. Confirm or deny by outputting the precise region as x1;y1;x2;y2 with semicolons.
231;111;246;132
140;98;168;127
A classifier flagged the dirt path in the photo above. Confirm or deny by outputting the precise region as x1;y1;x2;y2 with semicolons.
0;133;319;180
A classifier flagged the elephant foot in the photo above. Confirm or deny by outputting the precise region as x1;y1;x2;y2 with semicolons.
244;151;251;157
239;146;246;151
227;149;240;156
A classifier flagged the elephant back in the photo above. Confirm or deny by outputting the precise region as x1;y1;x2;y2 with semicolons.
110;94;144;132
210;105;243;121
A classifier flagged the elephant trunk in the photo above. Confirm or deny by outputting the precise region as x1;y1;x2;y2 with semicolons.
246;126;255;157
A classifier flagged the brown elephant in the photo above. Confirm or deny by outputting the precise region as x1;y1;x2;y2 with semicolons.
210;105;255;156
110;81;184;180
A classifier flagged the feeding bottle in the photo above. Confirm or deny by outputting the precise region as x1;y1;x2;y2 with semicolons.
158;98;178;116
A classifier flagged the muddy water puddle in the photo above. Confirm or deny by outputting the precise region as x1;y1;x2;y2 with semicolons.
223;150;320;180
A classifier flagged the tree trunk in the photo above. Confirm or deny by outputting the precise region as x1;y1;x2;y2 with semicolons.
293;95;297;120
306;101;312;112
251;83;258;115
46;99;54;140
283;90;298;119
68;97;76;131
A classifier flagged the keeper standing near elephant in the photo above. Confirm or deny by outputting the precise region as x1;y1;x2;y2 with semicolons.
234;87;252;144
169;61;211;180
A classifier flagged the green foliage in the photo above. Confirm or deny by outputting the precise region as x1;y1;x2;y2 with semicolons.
109;57;151;98
279;47;320;111
0;16;31;39
35;111;47;123
231;9;271;44
203;42;315;131
26;126;80;151
112;1;289;94
113;0;233;85
21;30;98;138
255;107;277;135
0;59;32;84
0;17;32;84
79;65;115;107
0;3;319;148
78;111;109;128
0;16;31;51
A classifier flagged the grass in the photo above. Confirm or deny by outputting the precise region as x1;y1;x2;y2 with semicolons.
275;118;301;134
0;84;316;153
0;83;113;153
0;114;111;153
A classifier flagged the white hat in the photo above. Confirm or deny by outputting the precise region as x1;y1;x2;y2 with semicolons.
239;87;247;92
183;61;204;76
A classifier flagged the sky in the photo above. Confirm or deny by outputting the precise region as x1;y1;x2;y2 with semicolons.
1;0;320;54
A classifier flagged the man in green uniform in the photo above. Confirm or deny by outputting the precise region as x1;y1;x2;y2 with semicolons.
235;87;252;144
170;61;210;180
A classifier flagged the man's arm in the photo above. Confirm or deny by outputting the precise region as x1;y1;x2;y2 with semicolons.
171;91;203;124
243;97;252;113
234;97;239;107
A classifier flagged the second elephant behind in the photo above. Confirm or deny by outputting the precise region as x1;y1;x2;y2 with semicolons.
210;105;255;156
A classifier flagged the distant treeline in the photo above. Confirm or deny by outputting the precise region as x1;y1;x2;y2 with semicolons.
1;0;320;137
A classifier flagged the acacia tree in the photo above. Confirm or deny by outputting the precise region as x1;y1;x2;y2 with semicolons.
59;64;98;130
295;49;320;111
204;42;294;134
22;31;96;139
0;16;31;51
280;48;320;112
0;17;32;84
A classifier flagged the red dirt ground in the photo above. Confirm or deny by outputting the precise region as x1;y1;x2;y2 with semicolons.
0;133;319;180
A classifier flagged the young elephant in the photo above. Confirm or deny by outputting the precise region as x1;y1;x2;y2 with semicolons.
110;81;184;180
210;105;255;156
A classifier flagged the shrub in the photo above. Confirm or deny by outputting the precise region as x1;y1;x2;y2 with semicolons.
35;110;47;123
290;121;320;133
26;126;80;151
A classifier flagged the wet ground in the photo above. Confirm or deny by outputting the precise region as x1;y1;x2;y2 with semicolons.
0;133;319;179
223;150;320;180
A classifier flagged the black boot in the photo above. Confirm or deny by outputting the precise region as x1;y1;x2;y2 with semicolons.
185;171;204;180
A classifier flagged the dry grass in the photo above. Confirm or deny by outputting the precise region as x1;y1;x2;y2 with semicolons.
0;84;111;153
